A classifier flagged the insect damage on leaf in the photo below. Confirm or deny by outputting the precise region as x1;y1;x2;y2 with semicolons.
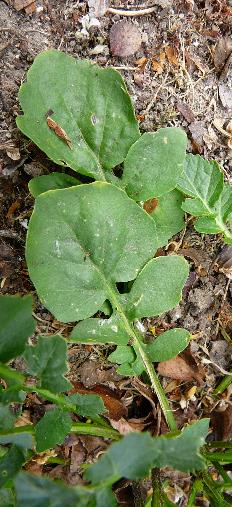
46;117;72;149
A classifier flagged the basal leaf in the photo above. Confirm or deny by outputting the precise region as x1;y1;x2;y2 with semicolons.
146;328;191;362
17;50;140;180
0;295;35;363
29;173;80;198
24;335;71;393
67;393;106;418
15;472;92;507
122;128;187;201
177;155;232;243
35;408;72;452
127;256;189;320
70;314;129;346
85;432;155;484
177;154;223;205
0;445;25;488
149;190;185;248
26;183;158;322
153;419;209;472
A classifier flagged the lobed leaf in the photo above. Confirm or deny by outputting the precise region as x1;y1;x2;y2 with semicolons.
24;335;71;393
26;182;158;322
0;295;35;363
177;154;232;243
127;256;189;320
29;172;80;197
35;408;72;452
17;50;140;180
122;128;187;201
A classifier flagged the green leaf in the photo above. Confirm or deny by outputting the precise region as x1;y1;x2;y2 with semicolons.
24;335;71;393
70;314;129;346
150;190;185;248
67;393;106;418
0;404;16;432
15;472;92;507
0;295;35;363
127;256;189;319
177;154;223;204
0;487;15;507
35;408;72;452
29;173;80;198
177;154;232;243
0;431;34;449
17;50;140;180
146;328;191;362
153;419;209;472
0;446;25;487
108;345;135;364
122;128;187;201
86;432;155;484
26;182;158;323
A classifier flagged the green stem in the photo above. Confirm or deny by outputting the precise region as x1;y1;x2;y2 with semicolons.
213;371;232;396
107;285;177;432
186;479;203;507
201;471;228;507
0;422;120;441
203;450;232;464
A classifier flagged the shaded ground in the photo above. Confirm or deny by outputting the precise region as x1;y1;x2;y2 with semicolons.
1;1;232;505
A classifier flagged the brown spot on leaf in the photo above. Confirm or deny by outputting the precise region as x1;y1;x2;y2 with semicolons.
143;198;159;214
47;117;72;149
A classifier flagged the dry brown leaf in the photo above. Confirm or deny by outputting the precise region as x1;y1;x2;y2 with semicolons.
6;147;20;161
165;45;179;66
6;201;20;219
47;117;72;149
110;21;141;57
9;0;35;11
135;57;147;69
211;404;232;440
176;101;195;123
213;37;232;72
71;381;127;421
110;415;151;435
157;349;204;384
152;52;166;74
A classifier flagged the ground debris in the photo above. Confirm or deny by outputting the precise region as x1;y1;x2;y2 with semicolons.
158;347;205;384
110;20;141;57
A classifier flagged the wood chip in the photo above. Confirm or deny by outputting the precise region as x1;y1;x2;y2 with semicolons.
110;21;141;57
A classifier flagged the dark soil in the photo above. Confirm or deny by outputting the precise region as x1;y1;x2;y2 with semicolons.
1;1;232;505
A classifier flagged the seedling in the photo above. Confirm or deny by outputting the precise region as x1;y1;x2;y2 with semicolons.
0;49;230;505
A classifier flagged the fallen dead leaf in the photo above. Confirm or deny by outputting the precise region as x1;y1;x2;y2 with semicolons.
176;101;195;123
110;415;151;435
135;56;148;70
157;348;205;384
211;404;232;440
213;37;232;72
6;146;20;161
6;200;20;219
71;381;128;420
152;52;166;74
47;117;72;149
110;21;141;57
165;45;179;66
6;0;35;11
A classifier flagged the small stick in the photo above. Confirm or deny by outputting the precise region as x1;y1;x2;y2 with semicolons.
107;6;157;17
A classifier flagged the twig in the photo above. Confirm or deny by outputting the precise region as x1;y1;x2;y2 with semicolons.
107;6;157;17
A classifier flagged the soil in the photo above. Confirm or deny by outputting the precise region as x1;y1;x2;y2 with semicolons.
1;1;232;505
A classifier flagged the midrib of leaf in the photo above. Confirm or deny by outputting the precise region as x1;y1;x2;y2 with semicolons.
95;272;177;432
60;94;106;182
183;174;232;242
